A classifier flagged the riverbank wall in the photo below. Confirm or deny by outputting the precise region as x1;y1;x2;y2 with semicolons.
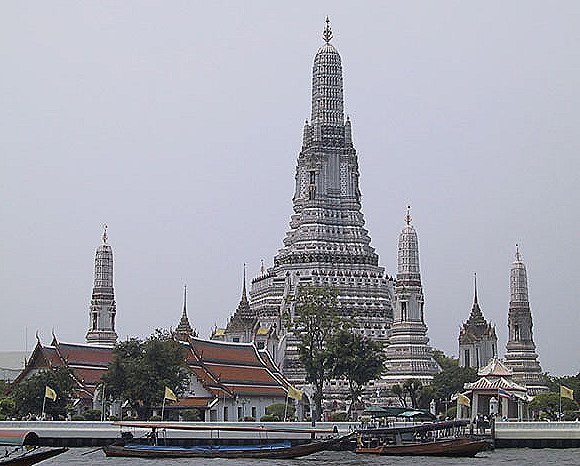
1;420;578;448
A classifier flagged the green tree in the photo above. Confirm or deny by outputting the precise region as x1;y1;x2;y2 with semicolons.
547;372;580;404
286;285;345;421
529;392;578;420
392;384;407;407
11;366;75;419
430;351;478;404
0;396;16;420
327;329;385;418
403;379;423;408
102;330;189;419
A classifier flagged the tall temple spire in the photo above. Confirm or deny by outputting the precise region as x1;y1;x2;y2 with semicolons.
504;245;547;394
176;284;196;340
385;208;439;385
86;227;118;346
246;23;394;389
473;272;478;305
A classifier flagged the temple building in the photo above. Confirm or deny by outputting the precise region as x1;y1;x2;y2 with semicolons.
85;226;118;346
458;357;530;421
458;274;498;369
504;245;548;395
217;20;394;387
384;208;439;385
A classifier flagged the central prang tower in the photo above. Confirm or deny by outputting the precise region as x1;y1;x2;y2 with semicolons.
249;20;394;384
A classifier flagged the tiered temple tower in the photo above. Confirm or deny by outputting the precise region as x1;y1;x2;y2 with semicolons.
458;274;498;369
504;245;548;395
223;267;259;344
175;285;197;341
249;20;394;383
85;226;118;346
384;209;439;385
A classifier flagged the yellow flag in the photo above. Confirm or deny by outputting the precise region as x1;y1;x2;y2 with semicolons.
45;385;57;401
287;386;303;401
164;386;177;402
457;393;471;407
560;385;574;400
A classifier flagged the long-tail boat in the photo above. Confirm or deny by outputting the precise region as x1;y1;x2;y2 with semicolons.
103;421;348;459
0;431;68;465
355;420;491;457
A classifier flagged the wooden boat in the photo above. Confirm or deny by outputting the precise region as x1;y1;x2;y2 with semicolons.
355;420;491;457
356;436;489;457
104;438;340;459
0;431;68;465
103;421;346;459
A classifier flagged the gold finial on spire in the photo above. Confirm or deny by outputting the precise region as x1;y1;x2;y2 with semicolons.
323;16;333;44
102;224;108;244
405;205;412;225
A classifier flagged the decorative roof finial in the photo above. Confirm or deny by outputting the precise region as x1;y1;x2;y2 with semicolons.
182;284;187;317
242;263;247;297
474;272;478;305
323;16;333;44
515;243;521;261
405;205;412;225
102;224;108;244
260;259;265;275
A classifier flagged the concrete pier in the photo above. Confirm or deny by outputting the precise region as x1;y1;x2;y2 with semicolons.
495;421;580;448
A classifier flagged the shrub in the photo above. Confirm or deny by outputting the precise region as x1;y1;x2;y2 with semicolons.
330;411;348;422
260;414;279;422
181;409;201;421
71;414;85;421
242;416;255;422
83;409;102;421
149;415;162;421
265;403;295;419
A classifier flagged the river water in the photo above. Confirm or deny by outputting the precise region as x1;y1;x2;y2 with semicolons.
42;448;580;465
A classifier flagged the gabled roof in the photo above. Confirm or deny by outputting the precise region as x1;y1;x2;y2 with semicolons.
464;376;527;393
184;337;288;399
15;335;289;405
14;337;113;400
477;357;512;377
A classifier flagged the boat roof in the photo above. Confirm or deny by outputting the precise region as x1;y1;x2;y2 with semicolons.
113;421;337;434
358;420;469;436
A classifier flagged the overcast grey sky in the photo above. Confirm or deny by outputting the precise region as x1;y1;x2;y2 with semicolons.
1;2;578;375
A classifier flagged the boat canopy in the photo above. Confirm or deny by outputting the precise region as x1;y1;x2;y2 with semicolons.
0;430;40;446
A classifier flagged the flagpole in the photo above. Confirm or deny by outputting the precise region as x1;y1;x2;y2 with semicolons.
161;397;166;421
559;385;562;422
283;391;289;422
42;394;46;420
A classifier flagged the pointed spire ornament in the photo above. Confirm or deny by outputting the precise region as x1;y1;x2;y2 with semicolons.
473;272;478;305
323;16;333;43
102;224;108;244
406;205;412;225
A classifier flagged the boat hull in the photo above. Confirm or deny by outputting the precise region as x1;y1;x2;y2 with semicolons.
104;439;336;459
356;437;489;457
0;447;68;466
